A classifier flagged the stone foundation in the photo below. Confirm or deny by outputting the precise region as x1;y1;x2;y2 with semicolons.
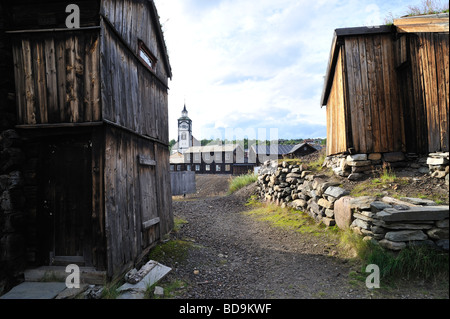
323;151;449;185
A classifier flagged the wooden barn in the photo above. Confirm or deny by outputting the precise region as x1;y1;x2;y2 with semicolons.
321;13;449;157
3;0;173;279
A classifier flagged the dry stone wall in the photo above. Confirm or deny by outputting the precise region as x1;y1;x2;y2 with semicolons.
323;151;449;185
256;160;449;252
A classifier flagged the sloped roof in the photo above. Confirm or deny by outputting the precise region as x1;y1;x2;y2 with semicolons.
250;144;295;155
149;0;172;79
288;143;317;154
185;144;243;154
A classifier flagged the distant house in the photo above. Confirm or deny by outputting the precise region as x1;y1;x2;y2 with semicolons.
321;13;449;156
249;143;317;165
183;144;253;175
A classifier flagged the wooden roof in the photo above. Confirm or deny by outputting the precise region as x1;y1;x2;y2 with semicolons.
320;13;449;107
394;13;449;33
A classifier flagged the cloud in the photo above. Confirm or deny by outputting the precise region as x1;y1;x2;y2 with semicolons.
155;0;417;141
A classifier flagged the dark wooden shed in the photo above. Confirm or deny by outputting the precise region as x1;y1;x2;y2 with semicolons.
4;0;173;279
321;14;449;157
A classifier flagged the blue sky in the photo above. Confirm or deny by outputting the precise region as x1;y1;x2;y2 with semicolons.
153;0;433;141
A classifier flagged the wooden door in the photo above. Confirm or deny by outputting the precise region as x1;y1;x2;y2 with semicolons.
38;136;92;266
138;155;160;247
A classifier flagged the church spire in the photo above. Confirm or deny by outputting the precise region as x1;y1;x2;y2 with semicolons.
181;104;188;118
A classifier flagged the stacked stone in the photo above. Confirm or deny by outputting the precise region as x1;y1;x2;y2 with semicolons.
325;151;425;180
256;160;349;227
427;152;449;185
335;196;449;252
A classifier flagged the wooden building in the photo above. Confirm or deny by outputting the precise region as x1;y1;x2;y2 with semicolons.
321;14;449;156
183;144;247;174
249;143;317;165
3;0;173;279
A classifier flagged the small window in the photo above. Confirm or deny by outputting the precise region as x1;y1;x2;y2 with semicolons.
138;40;157;71
205;165;210;171
204;154;211;161
194;154;200;162
215;153;221;161
182;133;187;141
225;153;231;161
170;165;174;171
177;165;182;171
216;165;221;172
187;165;191;171
225;165;231;171
195;165;200;171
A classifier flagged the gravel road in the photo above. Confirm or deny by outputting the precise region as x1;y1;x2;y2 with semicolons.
161;182;448;299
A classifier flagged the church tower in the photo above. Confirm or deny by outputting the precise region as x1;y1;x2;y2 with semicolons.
177;104;193;153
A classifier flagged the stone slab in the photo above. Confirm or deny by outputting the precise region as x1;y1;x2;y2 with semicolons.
399;197;437;206
385;230;428;242
324;186;349;199
377;206;449;222
118;261;171;293
0;282;67;299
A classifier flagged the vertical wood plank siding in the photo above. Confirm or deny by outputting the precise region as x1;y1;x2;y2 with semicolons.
100;19;169;144
326;48;347;155
12;31;101;125
100;0;170;85
104;126;173;278
409;33;449;153
327;34;406;155
326;29;448;156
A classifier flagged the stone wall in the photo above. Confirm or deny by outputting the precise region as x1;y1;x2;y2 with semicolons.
256;160;449;252
0;4;26;295
323;151;449;185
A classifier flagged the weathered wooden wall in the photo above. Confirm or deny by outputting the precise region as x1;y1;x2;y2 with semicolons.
326;47;347;155
100;22;169;144
408;33;449;153
170;171;196;196
344;34;404;155
11;30;101;125
100;0;171;86
395;35;429;154
104;126;172;278
5;0;100;30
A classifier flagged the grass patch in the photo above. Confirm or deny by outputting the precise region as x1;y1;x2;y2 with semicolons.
173;217;188;232
148;239;194;266
145;279;188;299
228;173;258;194
245;196;338;237
339;229;449;283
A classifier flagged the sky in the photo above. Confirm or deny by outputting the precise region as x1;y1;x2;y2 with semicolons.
153;0;430;141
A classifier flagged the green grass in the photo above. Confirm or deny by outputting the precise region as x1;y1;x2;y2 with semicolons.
245;196;338;238
339;229;449;282
384;0;449;24
228;173;258;194
147;239;193;266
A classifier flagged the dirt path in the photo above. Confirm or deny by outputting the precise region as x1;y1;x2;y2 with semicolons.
162;183;448;299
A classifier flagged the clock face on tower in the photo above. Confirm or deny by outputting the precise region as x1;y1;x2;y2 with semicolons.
180;123;189;130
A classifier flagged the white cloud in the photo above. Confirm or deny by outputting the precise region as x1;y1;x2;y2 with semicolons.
154;0;418;141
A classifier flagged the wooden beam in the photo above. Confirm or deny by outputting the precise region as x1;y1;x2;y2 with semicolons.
142;218;160;230
138;155;156;166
